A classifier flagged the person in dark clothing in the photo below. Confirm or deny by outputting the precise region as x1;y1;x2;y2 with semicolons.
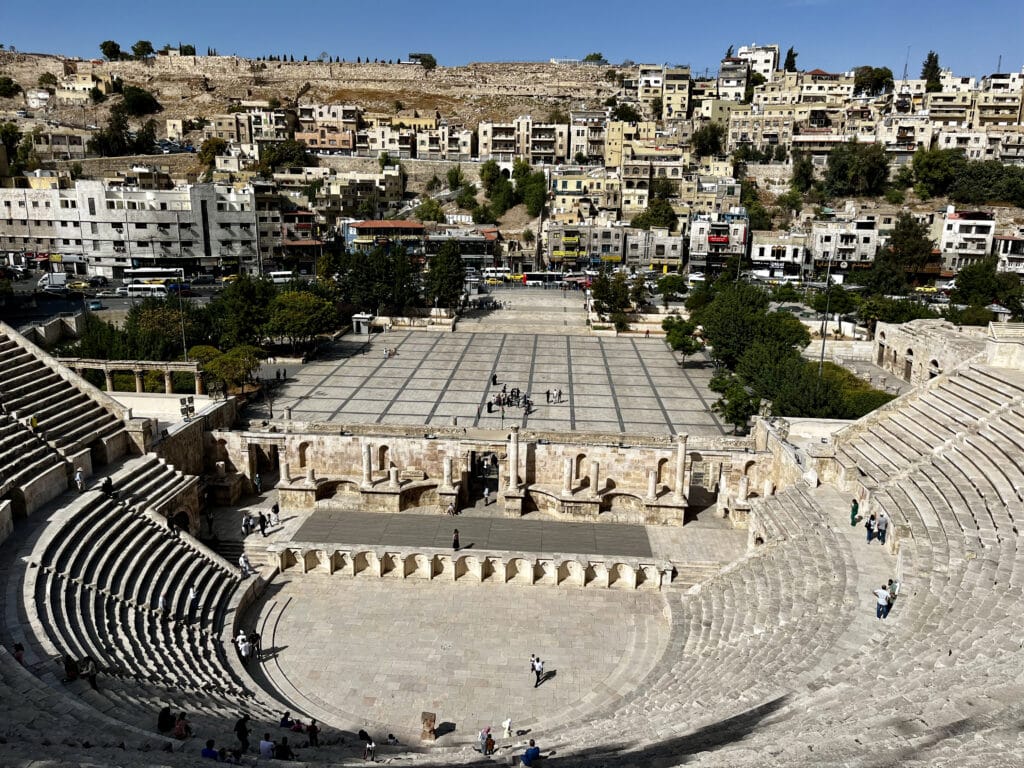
234;715;252;753
274;736;295;760
157;705;175;733
258;511;267;537
307;719;320;748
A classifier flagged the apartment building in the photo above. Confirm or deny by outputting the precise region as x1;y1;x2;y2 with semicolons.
549;169;621;220
688;208;749;276
203;110;289;143
544;222;628;267
995;226;1024;275
603;121;659;169
925;91;975;126
30;128;90;162
717;58;749;102
662;67;693;120
316;167;404;221
637;65;665;114
626;226;686;270
726;105;796;152
939;207;995;272
477;117;569;164
809;217;880;278
736;44;780;82
0;180;275;279
55;72;116;107
750;230;810;280
568;110;609;163
415;124;475;161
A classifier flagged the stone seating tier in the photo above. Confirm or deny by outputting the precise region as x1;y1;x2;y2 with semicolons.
0;334;126;457
0;417;65;491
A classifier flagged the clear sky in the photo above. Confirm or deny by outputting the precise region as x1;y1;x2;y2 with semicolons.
2;0;1022;79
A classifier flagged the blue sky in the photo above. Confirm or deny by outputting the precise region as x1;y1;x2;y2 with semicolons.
3;0;1022;79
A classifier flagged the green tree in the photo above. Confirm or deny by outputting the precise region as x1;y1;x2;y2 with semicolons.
415;196;446;223
0;122;21;164
37;72;58;88
179;44;196;56
912;147;966;198
853;66;895;96
339;246;419;315
455;184;478;210
478;160;501;195
131;40;155;60
783;47;798;72
423;240;465;310
207;274;276;348
121;85;162;116
122;298;210;360
582;52;607;64
743;72;767;103
630;198;678;231
99;40;122;60
446;165;465;191
691;281;770;367
691;122;726;157
258;139;314;174
888;212;934;273
0;77;22;98
656;274;688;306
651;177;675;200
488;176;516;215
951;257;1023;312
519;171;548;217
650;96;663;118
712;378;760;434
413;53;437;71
87;104;131;157
205;345;264;393
197;137;228;173
662;316;702;361
921;51;942;93
425;174;441;192
522;228;535;246
265;290;337;350
823;141;890;197
472;203;498;224
611;103;642;123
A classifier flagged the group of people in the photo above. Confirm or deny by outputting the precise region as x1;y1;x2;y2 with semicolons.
241;503;280;538
545;388;564;404
865;509;891;545
382;347;398;360
488;385;533;414
234;628;261;666
58;654;99;689
872;578;901;619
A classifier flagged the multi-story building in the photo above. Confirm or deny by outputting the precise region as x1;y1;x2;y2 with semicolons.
809;217;880;278
544;222;628;268
995;225;1024;275
688;208;749;276
415;124;475;161
30;128;90;162
726;105;796;152
750;230;810;280
603;121;659;169
349;220;426;257
549;168;621;221
736;44;780;82
717;58;749;102
939;207;995;272
637;65;665;114
568;110;609;163
924;90;975;126
55;72;116;107
477;117;569;164
295;126;356;154
626;226;686;270
662;67;693;120
0;180;275;279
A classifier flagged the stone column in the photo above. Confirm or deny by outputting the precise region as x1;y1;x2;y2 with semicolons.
305;467;316;484
362;443;373;486
673;433;688;502
164;370;174;394
562;458;573;496
507;426;520;492
134;370;144;393
647;469;657;499
194;372;204;395
443;455;453;488
104;370;114;391
284;406;292;420
280;459;291;484
738;475;750;502
388;466;400;488
589;460;600;496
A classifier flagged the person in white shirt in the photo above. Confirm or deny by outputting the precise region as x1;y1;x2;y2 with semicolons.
239;552;254;577
259;733;275;758
872;584;890;619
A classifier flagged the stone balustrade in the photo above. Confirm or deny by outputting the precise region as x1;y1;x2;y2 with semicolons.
266;542;673;590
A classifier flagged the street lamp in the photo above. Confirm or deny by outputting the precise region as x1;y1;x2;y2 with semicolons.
817;253;835;379
177;267;188;362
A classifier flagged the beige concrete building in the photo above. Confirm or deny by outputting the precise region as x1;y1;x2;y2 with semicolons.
478;117;569;164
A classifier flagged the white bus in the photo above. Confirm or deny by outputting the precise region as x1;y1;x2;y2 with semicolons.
127;283;169;298
268;271;296;285
122;267;189;293
482;267;511;281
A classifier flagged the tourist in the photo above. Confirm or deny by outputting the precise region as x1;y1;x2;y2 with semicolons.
274;736;296;760
447;501;455;516
478;726;490;753
188;584;198;624
452;528;460;551
259;733;275;758
269;503;280;527
485;731;496;755
280;711;295;729
158;591;168;615
483;486;490;506
238;635;251;666
254;473;262;494
850;498;859;527
157;705;175;733
358;729;371;743
872;584;891;619
234;715;252;754
100;476;114;497
520;739;541;766
501;718;513;739
201;739;220;760
363;738;376;761
74;467;84;492
59;655;79;683
307;719;320;748
545;389;551;403
865;513;877;543
249;629;262;661
239;552;254;577
12;642;25;666
258;510;267;537
173;712;193;740
876;510;890;545
885;578;900;619
29;414;38;432
533;656;545;687
80;656;99;690
385;733;399;745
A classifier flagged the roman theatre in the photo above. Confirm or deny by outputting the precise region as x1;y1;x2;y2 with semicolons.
1;292;1023;766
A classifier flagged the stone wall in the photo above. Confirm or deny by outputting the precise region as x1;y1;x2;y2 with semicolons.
156;399;236;477
874;319;987;386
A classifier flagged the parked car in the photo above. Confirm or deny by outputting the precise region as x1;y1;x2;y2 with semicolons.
67;280;91;290
87;300;105;311
88;276;109;287
115;286;129;297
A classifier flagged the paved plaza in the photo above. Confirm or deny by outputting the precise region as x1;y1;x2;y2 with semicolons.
252;576;671;744
273;290;727;436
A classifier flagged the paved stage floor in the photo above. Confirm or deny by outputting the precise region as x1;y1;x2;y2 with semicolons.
269;290;726;436
293;509;653;558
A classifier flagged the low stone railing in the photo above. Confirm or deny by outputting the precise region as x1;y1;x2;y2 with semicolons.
265;543;674;591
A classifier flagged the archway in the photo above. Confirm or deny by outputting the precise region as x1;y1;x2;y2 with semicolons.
377;445;391;472
903;348;914;381
928;359;941;379
298;441;310;469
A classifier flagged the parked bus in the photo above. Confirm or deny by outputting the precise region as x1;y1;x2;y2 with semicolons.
482;267;511;281
122;267;189;293
522;272;567;286
268;271;296;285
126;283;169;298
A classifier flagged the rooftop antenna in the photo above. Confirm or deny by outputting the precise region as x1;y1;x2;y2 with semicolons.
997;54;1002;73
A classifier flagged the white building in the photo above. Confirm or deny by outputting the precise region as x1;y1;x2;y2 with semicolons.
939;206;995;272
736;44;780;82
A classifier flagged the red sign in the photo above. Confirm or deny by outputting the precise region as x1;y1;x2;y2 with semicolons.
708;235;729;244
